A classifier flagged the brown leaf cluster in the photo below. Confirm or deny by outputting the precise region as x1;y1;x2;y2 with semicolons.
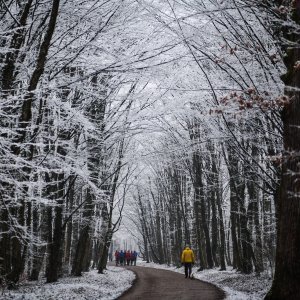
209;89;292;115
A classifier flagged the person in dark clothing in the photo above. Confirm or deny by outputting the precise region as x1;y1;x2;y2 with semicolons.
130;251;134;265
126;250;131;265
133;250;137;266
119;250;125;266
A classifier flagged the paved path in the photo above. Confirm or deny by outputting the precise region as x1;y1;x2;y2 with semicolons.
117;266;225;300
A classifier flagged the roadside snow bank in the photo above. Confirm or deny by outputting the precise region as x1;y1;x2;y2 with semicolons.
2;266;135;300
138;261;272;300
192;268;272;300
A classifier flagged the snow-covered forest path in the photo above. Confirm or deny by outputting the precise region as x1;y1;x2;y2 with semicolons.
118;266;225;300
1;1;300;299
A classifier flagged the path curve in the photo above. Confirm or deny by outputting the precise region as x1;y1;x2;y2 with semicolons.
117;266;226;300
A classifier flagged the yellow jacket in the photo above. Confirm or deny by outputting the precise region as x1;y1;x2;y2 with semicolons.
181;247;195;263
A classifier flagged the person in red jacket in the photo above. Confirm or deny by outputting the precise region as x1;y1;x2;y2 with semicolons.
181;246;195;278
114;250;120;266
126;250;131;266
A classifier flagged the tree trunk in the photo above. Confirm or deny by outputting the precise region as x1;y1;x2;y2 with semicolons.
211;189;219;267
1;0;34;93
98;234;112;274
265;78;300;300
71;225;90;276
193;151;213;268
194;195;206;269
30;207;49;280
265;4;300;296
6;198;26;285
217;179;226;271
0;210;11;283
46;173;64;283
71;190;93;276
155;205;164;263
227;148;242;270
63;174;76;268
13;0;61;150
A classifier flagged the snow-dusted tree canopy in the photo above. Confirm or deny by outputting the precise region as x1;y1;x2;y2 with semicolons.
0;1;299;299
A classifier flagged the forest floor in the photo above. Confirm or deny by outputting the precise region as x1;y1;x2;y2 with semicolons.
1;266;135;300
0;262;272;299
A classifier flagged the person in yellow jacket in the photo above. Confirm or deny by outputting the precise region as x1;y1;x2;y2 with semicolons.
181;246;195;278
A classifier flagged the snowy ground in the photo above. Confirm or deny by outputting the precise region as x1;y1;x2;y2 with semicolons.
138;261;272;300
1;262;272;300
1;267;135;300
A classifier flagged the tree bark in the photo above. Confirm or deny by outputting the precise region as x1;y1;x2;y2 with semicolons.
193;150;213;268
45;173;64;283
217;178;226;271
1;0;34;93
265;3;300;297
14;0;60;148
71;190;93;276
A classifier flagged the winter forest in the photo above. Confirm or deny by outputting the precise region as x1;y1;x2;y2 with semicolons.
0;0;299;299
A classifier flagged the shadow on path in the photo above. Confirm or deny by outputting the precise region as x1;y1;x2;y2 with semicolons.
117;266;226;300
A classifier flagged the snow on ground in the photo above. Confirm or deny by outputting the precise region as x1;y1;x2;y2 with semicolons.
192;268;272;300
0;261;273;300
138;261;272;300
1;266;135;300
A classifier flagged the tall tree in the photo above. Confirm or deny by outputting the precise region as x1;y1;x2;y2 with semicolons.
265;1;300;299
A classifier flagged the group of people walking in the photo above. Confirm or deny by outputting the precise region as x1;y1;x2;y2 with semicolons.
114;246;195;279
115;250;138;266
